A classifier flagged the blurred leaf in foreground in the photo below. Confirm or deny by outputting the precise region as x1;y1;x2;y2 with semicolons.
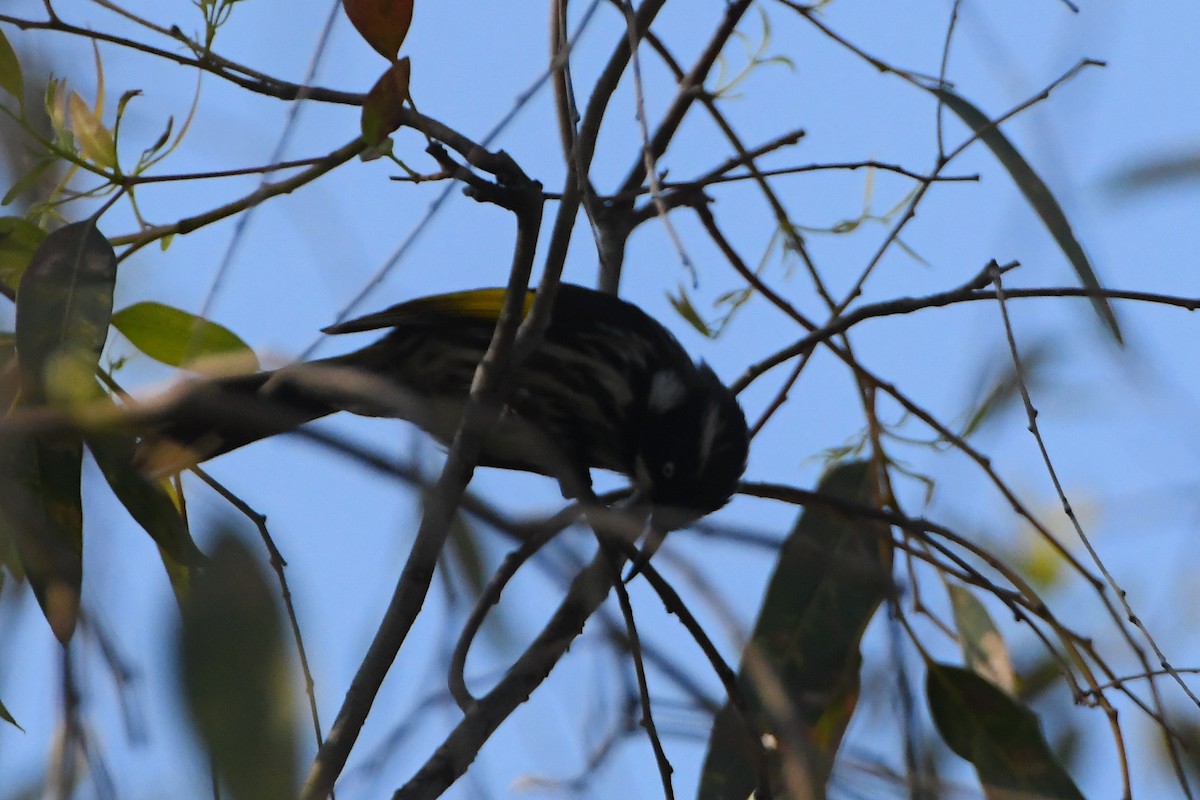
177;532;297;800
927;661;1083;800
698;460;893;799
936;87;1121;344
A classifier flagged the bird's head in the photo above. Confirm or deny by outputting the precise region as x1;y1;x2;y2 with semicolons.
634;364;748;530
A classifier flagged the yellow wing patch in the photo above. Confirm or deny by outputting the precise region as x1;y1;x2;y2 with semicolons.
323;288;535;334
410;288;536;320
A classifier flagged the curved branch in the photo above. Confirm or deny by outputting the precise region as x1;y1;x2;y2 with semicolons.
392;549;617;800
114;137;368;259
0;12;363;105
732;284;1200;394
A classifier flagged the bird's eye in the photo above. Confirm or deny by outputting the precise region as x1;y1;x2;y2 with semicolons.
661;461;676;479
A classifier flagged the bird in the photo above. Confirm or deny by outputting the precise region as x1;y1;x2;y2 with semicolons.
138;283;749;531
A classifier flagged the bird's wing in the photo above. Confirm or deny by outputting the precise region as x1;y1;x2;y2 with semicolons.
322;288;536;334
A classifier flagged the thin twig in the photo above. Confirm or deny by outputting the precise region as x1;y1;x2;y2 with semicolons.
194;0;343;331
988;264;1179;799
121;156;331;184
615;0;755;200
447;518;566;710
607;549;675;799
114;137;369;259
633;556;775;800
299;168;545;800
190;466;330;765
935;0;965;158
731;282;1200;395
618;0;696;289
0;12;362;105
391;549;619;800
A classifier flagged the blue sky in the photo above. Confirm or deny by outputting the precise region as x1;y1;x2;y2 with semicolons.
2;1;1200;797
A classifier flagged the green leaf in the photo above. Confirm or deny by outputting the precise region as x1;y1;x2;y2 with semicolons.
342;0;414;60
15;220;117;402
5;221;112;643
67;91;117;170
111;301;257;370
0;216;47;291
667;286;713;338
0;333;21;584
443;509;487;597
960;341;1052;439
142;114;175;163
360;58;411;151
927;662;1084;800
0;331;14;415
178;532;297;800
936;88;1122;343
0;430;83;642
87;413;206;568
114;88;141;123
0;28;23;104
2;157;55;207
1111;151;1200;192
948;584;1016;694
0;492;24;582
698;460;892;800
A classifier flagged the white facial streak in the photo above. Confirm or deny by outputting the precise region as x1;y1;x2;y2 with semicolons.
648;370;687;413
697;401;721;468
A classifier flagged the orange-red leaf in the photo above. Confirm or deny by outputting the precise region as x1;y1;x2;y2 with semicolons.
343;0;413;60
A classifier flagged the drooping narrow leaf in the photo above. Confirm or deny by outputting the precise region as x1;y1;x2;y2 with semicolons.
0;430;82;642
0;331;16;412
936;88;1122;343
698;460;893;800
342;0;414;60
948;584;1016;694
15;220;117;397
960;341;1052;439
8;221;115;642
0;334;22;583
0;693;20;730
2;157;55;207
442;508;488;599
360;57;411;151
178;533;298;800
0;216;47;291
667;286;713;338
927;662;1084;800
111;301;257;370
0;506;22;581
0;28;22;104
87;414;206;568
1112;151;1200;192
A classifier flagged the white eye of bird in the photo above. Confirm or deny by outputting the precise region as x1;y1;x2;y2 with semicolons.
661;461;676;479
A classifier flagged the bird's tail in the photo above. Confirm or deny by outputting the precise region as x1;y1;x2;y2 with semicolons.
134;366;341;474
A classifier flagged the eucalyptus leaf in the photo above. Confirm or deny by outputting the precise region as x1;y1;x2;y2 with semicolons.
0;692;20;730
667;286;713;338
15;220;116;401
87;414;207;568
178;533;297;800
928;661;1084;800
0;28;23;104
112;301;257;370
698;460;892;799
0;216;47;291
936;88;1121;343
